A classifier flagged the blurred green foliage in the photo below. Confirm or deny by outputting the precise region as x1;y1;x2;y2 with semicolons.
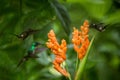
0;0;120;80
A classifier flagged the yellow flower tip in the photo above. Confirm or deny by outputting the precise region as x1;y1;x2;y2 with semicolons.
46;42;49;46
72;27;79;33
83;20;89;26
48;29;55;37
61;39;67;46
80;26;84;31
73;27;76;30
72;39;75;43
50;29;54;33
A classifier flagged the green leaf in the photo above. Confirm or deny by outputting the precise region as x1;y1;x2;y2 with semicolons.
68;0;112;19
103;10;120;24
75;35;95;80
49;0;71;35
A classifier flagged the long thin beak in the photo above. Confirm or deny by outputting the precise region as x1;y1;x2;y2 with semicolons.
10;33;20;38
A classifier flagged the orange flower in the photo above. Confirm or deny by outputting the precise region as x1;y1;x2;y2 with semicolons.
72;20;90;59
46;30;69;77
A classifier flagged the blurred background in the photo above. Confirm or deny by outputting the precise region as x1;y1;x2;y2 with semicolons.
0;0;120;80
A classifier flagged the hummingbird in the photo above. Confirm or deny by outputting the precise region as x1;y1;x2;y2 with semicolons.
17;42;46;67
13;28;41;40
90;23;107;32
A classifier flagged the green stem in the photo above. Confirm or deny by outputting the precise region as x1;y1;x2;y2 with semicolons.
68;75;72;80
75;54;79;70
65;61;72;80
74;35;95;80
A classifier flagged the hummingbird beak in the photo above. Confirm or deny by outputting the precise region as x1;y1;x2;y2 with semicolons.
10;33;20;38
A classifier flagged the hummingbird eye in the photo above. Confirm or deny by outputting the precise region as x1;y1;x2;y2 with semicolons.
92;23;96;26
21;34;24;37
99;26;103;30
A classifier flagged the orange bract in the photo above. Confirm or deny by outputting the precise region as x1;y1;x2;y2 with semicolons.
46;30;69;77
72;20;90;59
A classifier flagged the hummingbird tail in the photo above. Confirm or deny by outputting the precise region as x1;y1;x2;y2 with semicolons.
16;56;28;68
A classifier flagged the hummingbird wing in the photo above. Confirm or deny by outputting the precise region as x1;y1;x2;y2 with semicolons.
27;28;41;35
96;23;107;32
34;47;47;54
27;50;39;58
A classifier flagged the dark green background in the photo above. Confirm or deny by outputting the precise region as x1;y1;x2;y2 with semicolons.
0;0;120;80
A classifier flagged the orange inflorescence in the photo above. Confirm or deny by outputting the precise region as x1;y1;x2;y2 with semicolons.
46;30;69;77
72;20;90;59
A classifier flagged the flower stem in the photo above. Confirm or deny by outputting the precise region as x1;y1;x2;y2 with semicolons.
65;61;72;80
68;75;72;80
75;54;79;70
74;35;95;80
